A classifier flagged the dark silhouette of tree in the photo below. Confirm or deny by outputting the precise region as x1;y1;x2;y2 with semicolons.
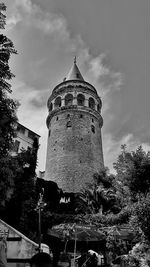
114;145;150;198
6;139;40;240
77;170;120;215
0;3;17;157
0;3;18;211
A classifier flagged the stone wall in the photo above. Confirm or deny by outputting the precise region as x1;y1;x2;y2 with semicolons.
45;107;104;192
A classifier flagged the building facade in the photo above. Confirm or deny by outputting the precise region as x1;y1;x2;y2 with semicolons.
45;59;104;192
11;122;40;156
0;219;38;266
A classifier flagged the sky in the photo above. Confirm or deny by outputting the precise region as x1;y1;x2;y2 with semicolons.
4;0;150;173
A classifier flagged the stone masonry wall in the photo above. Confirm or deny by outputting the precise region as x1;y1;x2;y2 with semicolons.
45;108;104;192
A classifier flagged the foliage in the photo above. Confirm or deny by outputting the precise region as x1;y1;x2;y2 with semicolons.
0;3;6;29
106;228;129;261
0;3;18;155
114;145;150;198
131;193;150;243
0;139;39;240
0;2;18;215
77;170;121;215
0;155;21;210
110;145;150;266
9;140;39;238
126;241;150;267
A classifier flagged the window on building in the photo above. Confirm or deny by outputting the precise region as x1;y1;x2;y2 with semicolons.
77;94;85;106
65;94;73;106
89;97;95;109
80;114;83;118
66;121;72;128
28;131;35;140
54;96;61;108
91;125;95;133
17;124;25;134
49;102;53;111
13;140;20;152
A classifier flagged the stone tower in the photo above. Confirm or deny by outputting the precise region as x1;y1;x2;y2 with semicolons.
45;58;104;193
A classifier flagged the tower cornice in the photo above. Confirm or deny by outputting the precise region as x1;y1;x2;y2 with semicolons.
52;80;97;94
46;105;103;129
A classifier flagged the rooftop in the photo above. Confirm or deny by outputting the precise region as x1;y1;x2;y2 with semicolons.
65;57;84;81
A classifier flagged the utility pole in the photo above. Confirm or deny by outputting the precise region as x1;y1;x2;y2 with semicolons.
35;188;46;253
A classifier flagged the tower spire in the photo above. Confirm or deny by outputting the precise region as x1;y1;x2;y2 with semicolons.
65;57;84;81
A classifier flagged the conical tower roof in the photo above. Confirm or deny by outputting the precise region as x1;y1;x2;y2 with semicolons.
65;57;84;81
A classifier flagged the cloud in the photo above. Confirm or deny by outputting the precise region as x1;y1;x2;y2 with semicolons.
6;0;71;42
6;0;125;173
11;0;69;37
86;54;123;96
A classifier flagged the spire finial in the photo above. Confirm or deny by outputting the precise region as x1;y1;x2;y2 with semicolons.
74;56;76;64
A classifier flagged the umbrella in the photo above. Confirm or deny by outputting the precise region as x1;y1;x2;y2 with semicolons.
48;223;106;267
48;223;105;242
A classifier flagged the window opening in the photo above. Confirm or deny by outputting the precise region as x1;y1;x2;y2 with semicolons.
89;97;95;109
17;125;25;135
91;125;95;133
66;121;72;128
65;94;73;106
49;102;53;111
77;94;85;106
54;96;61;108
13;140;20;153
28;131;35;140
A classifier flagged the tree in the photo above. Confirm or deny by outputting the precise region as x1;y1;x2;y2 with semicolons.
77;170;120;215
0;3;18;213
114;145;150;198
131;193;150;242
113;145;150;244
0;3;18;158
5;139;40;239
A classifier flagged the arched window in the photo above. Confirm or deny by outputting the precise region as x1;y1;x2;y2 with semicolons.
77;94;85;106
89;97;95;109
54;96;61;108
65;94;73;106
49;102;53;111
